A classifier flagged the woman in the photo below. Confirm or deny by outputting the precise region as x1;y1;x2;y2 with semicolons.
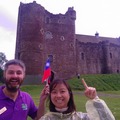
40;79;115;120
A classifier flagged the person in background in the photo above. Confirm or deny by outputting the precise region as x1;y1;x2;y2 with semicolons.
0;59;49;120
39;79;115;120
77;73;80;79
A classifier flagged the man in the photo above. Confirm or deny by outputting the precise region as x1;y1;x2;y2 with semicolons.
0;59;49;120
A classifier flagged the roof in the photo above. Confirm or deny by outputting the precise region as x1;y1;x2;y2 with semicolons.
76;34;120;45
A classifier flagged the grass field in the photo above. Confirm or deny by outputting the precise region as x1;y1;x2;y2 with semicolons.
21;85;120;120
1;74;120;119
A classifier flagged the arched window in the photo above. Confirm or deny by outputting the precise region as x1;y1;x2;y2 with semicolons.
45;31;53;39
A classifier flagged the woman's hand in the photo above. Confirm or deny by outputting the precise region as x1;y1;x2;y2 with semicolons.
40;84;49;103
82;78;98;99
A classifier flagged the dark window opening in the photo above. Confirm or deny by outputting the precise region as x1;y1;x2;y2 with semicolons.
117;69;119;73
18;52;20;59
110;53;112;59
48;55;53;62
46;17;50;24
81;53;84;60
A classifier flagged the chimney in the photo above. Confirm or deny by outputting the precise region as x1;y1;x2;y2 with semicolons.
95;32;99;37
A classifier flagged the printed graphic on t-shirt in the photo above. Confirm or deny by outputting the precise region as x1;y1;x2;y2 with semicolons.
21;104;28;110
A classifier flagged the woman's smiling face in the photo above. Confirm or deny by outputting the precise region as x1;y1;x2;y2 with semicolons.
51;83;70;109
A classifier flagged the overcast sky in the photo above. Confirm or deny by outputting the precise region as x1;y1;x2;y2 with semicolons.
0;0;120;60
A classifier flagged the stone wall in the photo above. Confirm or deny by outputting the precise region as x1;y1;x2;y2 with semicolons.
16;1;77;80
15;1;120;83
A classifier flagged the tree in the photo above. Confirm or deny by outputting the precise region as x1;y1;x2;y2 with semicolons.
0;52;7;83
0;52;8;69
0;68;4;83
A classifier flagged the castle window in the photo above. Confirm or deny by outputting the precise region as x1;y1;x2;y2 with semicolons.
69;43;74;48
117;69;119;73
40;28;44;34
81;53;84;60
45;31;53;39
38;44;43;50
46;17;50;24
60;36;65;41
58;20;62;24
18;52;20;59
48;55;53;62
110;53;112;59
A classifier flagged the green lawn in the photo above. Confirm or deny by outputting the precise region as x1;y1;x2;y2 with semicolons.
21;85;120;120
73;92;120;120
1;73;120;120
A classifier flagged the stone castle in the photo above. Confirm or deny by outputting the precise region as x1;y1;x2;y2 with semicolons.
15;1;120;81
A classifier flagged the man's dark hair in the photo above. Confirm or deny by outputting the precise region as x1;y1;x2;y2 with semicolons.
4;59;26;72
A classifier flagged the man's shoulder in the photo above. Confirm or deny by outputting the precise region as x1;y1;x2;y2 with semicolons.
0;85;5;94
19;90;32;98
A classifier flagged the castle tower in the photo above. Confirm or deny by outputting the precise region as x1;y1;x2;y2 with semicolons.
44;7;76;79
15;1;45;75
15;1;76;79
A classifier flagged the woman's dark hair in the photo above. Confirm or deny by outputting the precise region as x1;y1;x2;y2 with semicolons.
49;79;76;113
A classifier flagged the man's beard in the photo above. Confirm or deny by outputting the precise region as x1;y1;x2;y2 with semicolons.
5;78;23;93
